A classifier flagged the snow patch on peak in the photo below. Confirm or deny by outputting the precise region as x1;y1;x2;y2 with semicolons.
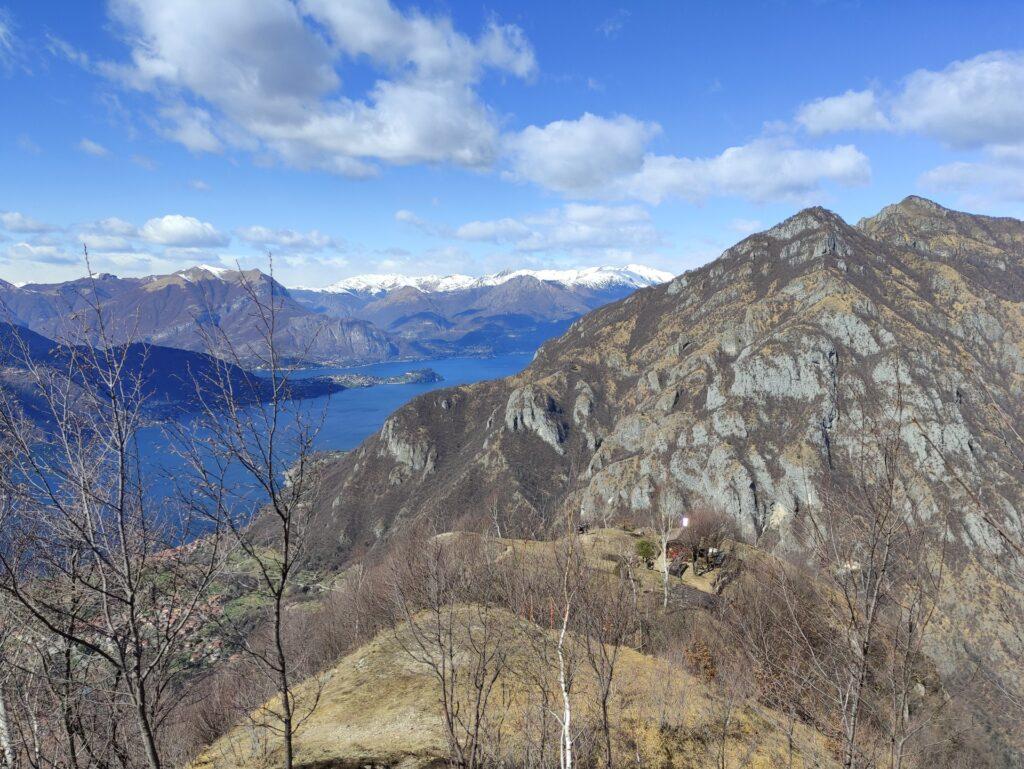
298;264;673;295
477;264;673;290
176;264;234;282
305;273;478;294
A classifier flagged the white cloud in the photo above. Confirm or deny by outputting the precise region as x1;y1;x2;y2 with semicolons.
94;217;138;236
622;138;870;204
453;203;663;256
893;51;1024;148
505;113;660;196
77;218;139;252
157;103;223;153
920;160;1024;203
506;113;868;204
3;242;77;265
95;0;535;175
796;89;890;134
189;179;211;191
235;225;339;252
0;9;18;72
455;218;532;242
140;214;228;247
597;9;630;38
0;211;58;233
394;209;456;237
394;210;423;226
78;137;110;156
796;51;1024;151
81;234;136;252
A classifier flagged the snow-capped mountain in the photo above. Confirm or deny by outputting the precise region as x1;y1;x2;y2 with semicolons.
308;273;478;295
470;264;672;291
297;264;673;296
288;263;675;357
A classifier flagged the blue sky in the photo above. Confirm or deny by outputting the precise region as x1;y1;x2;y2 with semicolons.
1;0;1023;286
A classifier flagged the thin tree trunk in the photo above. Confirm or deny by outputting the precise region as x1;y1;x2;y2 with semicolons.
0;687;14;769
556;603;572;769
275;593;294;769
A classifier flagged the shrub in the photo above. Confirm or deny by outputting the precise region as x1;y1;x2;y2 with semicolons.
635;539;658;564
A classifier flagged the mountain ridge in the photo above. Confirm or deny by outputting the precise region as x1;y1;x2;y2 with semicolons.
2;263;669;365
296;263;673;295
309;195;1024;573
298;198;1024;726
0;267;404;367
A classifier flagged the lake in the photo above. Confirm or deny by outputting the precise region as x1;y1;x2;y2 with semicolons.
135;352;533;507
287;352;532;451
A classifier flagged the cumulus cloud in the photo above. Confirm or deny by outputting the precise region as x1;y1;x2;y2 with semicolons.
506;113;868;203
893;51;1024;148
140;214;228;247
235;225;340;252
454;203;663;255
505;113;660;196
796;89;890;134
1;211;58;233
92;0;535;175
78;137;110;156
794;50;1024;204
797;51;1024;151
623;139;870;204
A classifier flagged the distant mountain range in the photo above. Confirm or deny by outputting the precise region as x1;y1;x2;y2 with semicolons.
0;264;671;366
288;264;673;358
296;264;671;294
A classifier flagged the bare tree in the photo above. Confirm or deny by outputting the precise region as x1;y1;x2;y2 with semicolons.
649;486;684;609
578;561;636;768
675;504;738;574
0;265;226;769
174;260;328;769
388;533;511;769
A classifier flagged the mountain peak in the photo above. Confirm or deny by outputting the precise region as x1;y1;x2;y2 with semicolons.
857;195;951;230
762;205;850;244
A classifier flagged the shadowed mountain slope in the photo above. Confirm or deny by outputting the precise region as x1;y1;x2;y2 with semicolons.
0;267;402;367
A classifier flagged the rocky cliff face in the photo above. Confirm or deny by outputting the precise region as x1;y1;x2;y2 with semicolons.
311;198;1024;565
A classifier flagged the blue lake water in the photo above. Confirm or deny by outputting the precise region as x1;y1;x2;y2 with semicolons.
135;353;532;509
288;352;532;452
